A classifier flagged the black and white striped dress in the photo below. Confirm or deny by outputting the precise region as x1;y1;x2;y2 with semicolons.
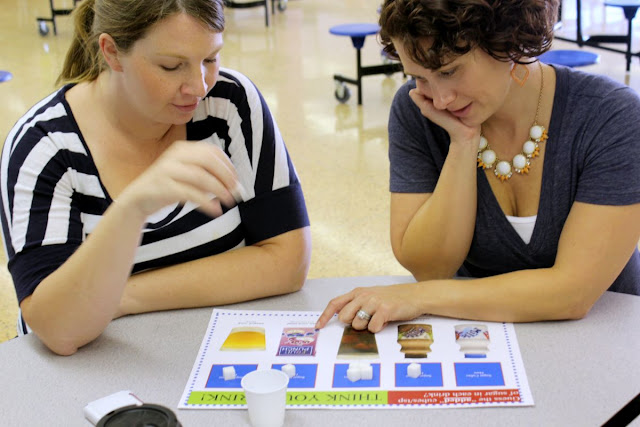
0;68;309;335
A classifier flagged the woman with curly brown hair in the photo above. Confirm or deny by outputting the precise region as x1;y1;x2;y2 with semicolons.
317;0;640;332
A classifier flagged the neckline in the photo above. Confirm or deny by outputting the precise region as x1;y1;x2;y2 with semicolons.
476;65;566;249
506;214;537;223
57;84;114;204
59;83;194;206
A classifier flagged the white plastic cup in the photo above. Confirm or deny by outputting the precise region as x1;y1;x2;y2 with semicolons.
241;369;289;427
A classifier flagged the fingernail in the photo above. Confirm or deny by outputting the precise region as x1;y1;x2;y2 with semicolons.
230;187;242;203
231;182;248;203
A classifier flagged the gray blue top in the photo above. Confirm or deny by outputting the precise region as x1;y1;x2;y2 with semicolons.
389;65;640;295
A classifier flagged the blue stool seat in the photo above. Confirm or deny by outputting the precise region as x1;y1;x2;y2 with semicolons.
538;50;599;67
0;70;13;83
329;23;379;49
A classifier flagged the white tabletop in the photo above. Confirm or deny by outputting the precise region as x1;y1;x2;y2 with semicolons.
1;276;639;426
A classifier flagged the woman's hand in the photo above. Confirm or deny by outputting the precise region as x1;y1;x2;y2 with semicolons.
409;88;480;147
315;284;425;333
118;140;243;219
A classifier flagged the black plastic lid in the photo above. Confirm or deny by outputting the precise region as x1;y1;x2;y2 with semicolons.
97;403;182;427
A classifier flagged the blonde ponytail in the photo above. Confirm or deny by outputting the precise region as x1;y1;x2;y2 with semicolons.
56;0;102;86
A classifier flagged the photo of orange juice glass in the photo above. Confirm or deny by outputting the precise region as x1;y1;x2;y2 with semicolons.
220;326;266;351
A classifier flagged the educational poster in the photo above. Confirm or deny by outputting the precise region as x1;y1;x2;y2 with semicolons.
179;310;534;409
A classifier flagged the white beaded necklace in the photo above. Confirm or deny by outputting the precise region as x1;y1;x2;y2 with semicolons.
477;61;548;182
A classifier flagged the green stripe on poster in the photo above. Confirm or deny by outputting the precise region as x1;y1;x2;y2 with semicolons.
187;391;389;406
286;391;388;406
187;391;246;405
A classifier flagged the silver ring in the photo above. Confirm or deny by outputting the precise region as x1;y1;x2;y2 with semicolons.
356;310;372;321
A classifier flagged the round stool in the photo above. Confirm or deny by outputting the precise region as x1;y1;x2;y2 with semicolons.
538;50;600;67
329;23;402;104
329;23;379;49
0;70;13;83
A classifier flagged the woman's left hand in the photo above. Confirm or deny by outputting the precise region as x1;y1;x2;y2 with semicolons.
314;283;425;333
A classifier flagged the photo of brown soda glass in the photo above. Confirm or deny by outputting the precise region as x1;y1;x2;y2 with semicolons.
337;326;380;359
397;324;434;358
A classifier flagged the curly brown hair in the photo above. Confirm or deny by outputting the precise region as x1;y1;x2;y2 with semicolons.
379;0;558;69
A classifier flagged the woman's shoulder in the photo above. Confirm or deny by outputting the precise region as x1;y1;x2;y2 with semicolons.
555;65;638;105
553;66;640;133
389;78;427;125
217;67;251;84
391;78;418;110
3;85;77;157
196;68;267;121
207;68;261;100
193;68;266;126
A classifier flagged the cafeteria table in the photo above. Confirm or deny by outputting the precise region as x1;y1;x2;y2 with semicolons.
0;276;638;426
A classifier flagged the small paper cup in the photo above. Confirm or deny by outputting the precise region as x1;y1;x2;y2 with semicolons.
241;369;289;427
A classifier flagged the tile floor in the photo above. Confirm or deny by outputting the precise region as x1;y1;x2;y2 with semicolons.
1;0;638;343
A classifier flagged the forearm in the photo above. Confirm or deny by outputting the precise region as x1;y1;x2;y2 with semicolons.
410;202;640;322
398;142;478;279
22;202;147;355
119;227;311;315
414;267;595;323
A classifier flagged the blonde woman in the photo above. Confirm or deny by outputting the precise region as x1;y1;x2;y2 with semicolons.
1;0;311;354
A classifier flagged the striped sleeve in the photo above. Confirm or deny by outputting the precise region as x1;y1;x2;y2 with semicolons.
0;89;103;303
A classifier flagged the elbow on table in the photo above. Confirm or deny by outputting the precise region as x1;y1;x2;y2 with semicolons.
45;340;80;356
265;265;307;298
287;270;306;293
32;322;103;356
284;250;311;294
547;287;599;321
35;330;88;356
37;320;112;355
554;275;608;321
392;240;463;280
21;299;102;356
277;227;311;294
562;299;594;321
395;251;459;281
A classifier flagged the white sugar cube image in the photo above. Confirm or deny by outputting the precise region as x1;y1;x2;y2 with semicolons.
360;364;373;380
346;366;362;382
407;363;421;378
222;366;236;381
281;364;296;378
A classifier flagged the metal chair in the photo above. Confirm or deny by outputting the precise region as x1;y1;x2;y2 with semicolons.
223;0;287;27
36;0;82;36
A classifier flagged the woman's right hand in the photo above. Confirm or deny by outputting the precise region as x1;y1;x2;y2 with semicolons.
118;140;242;220
408;88;480;147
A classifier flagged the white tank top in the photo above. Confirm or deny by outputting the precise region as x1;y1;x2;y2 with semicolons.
506;215;537;244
